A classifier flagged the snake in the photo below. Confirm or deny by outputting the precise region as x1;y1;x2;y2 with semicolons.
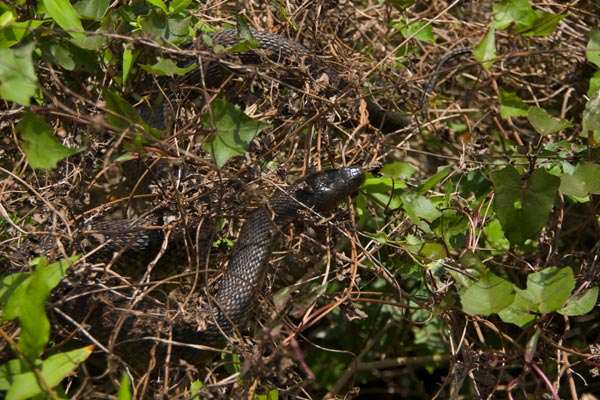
140;28;413;132
57;167;365;354
25;28;470;356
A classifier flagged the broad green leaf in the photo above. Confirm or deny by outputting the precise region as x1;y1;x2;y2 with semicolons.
380;162;417;180
3;258;73;320
498;89;528;118
473;28;496;69
19;265;51;360
361;176;407;193
586;29;600;68
527;106;570;135
491;166;560;244
560;161;600;198
490;0;561;36
201;98;270;168
522;267;575;314
139;12;190;44
0;273;30;307
526;12;564;37
0;18;44;48
460;271;515;316
394;18;434;43
226;20;259;52
42;0;85;39
17;111;80;169
139;58;196;76
73;0;110;20
490;0;535;30
559;287;599;316
0;43;38;106
3;346;93;400
498;290;536;327
400;192;442;233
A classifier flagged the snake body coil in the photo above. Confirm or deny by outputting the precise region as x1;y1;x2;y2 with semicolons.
143;29;411;132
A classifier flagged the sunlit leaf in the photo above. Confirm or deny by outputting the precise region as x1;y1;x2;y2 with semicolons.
586;29;600;68
527;106;570;135
0;43;37;105
473;28;496;69
523;267;575;313
2;346;93;400
202;98;270;168
42;0;85;39
460;271;515;316
559;287;599;316
498;290;536;327
139;58;196;76
498;89;528;118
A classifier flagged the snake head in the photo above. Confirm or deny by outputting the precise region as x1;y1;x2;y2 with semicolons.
296;167;365;211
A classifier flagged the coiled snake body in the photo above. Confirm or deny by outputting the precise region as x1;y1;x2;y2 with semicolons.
65;167;365;351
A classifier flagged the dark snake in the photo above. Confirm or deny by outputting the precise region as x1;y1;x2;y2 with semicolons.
23;29;470;355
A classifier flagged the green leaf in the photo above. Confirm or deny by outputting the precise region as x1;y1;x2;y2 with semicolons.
117;372;132;400
122;46;133;84
169;0;192;14
588;71;600;99
490;0;534;30
527;106;570;135
498;89;528;118
460;271;515;316
0;17;44;48
139;58;196;76
19;265;51;359
0;273;30;307
473;28;496;69
419;165;451;194
0;43;38;106
42;0;85;39
393;18;434;43
400;193;442;233
380;162;417;180
586;29;600;68
361;176;407;193
491;166;560;244
582;88;600;146
146;0;168;13
2;346;93;400
490;0;561;36
498;290;536;327
559;287;599;316
3;258;73;320
17;111;80;169
524;11;565;37
73;0;110;20
201;98;271;168
560;161;600;198
524;267;575;313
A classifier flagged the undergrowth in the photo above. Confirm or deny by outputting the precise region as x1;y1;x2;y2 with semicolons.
1;0;599;399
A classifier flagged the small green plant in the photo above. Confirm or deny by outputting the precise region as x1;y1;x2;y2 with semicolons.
0;257;92;400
